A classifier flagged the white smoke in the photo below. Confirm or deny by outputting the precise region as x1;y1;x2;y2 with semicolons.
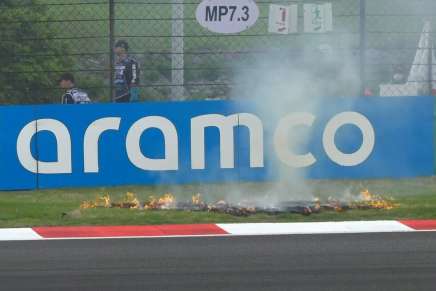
228;45;361;205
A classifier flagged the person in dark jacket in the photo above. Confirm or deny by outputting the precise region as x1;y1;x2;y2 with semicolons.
58;73;91;104
113;40;140;103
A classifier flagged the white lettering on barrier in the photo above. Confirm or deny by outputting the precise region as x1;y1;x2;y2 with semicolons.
191;113;264;170
17;119;72;174
126;116;179;171
323;112;375;166
84;117;121;173
239;113;264;168
273;112;316;168
274;111;375;167
15;111;375;174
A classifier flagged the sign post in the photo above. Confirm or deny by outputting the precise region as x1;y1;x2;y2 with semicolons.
195;0;259;34
172;0;185;100
304;3;333;33
268;4;298;34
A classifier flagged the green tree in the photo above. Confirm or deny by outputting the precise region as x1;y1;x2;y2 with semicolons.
0;0;73;104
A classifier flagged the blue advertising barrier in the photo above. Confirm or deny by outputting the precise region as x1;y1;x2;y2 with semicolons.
0;96;433;190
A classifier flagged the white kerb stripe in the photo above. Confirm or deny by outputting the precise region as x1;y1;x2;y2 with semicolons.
217;221;414;236
0;228;42;241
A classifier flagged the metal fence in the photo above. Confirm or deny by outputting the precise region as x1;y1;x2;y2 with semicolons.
1;0;436;104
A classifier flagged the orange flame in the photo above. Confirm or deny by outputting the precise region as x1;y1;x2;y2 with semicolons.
192;193;202;205
144;193;176;210
124;192;141;209
81;194;111;209
96;194;111;208
158;193;176;209
357;189;398;210
80;200;96;209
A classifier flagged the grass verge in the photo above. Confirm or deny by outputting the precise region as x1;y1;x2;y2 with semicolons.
0;177;436;228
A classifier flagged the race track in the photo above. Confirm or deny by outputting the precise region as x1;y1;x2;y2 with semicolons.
0;232;435;291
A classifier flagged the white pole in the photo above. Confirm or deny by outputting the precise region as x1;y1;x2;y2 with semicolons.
171;0;184;100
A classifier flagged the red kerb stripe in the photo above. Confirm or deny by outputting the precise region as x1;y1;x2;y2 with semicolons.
399;220;436;230
33;224;228;238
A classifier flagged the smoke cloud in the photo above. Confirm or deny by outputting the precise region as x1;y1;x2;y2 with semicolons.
228;45;361;205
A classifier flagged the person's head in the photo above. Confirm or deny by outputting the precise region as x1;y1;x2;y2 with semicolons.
115;40;129;58
58;73;75;89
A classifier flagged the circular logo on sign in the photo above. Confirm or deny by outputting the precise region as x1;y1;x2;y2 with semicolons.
196;0;260;34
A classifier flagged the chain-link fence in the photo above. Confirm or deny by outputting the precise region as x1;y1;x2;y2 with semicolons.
0;0;435;104
366;0;436;97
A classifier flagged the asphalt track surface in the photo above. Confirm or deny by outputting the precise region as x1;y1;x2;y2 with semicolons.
0;232;435;291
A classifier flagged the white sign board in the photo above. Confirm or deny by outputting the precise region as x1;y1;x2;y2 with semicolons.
304;3;333;33
196;0;259;34
268;4;298;34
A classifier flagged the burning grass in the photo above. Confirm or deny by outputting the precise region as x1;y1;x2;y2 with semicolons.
2;179;435;228
80;189;399;217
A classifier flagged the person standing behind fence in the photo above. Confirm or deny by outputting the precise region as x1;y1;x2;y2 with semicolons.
113;40;140;103
58;73;91;104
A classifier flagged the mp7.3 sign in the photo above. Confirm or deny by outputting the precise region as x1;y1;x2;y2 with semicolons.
196;0;259;33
